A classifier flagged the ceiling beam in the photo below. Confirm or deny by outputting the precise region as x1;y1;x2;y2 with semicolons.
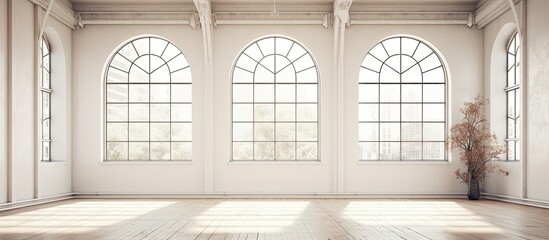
29;0;77;29
77;12;198;27
475;0;520;29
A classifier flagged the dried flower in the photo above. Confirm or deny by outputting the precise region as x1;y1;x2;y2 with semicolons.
446;95;509;185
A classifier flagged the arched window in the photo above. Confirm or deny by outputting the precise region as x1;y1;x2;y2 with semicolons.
358;36;447;161
40;37;51;161
105;36;192;161
506;33;520;161
231;36;319;161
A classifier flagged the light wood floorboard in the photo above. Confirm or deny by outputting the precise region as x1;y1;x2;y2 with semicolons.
0;198;548;239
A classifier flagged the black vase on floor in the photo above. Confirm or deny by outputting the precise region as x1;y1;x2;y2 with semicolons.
468;174;481;200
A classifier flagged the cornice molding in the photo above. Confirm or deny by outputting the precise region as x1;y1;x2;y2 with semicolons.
30;0;77;29
475;0;520;28
350;12;471;25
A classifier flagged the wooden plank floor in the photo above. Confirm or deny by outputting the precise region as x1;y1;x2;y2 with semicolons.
0;198;548;240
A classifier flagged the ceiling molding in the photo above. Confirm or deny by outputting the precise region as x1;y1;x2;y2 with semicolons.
77;12;198;27
30;0;77;29
213;12;332;29
350;2;477;13
350;12;471;25
72;3;197;13
212;2;333;13
475;0;520;28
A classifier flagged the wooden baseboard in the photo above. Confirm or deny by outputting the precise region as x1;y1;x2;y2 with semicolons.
482;193;549;209
73;193;467;199
0;194;74;212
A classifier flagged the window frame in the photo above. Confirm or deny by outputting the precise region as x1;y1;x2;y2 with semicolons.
505;32;520;161
103;36;192;162
230;36;321;162
40;36;52;162
358;36;448;161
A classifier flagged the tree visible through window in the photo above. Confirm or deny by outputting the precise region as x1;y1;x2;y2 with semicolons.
105;37;192;161
358;36;447;161
506;33;520;161
40;37;51;161
232;36;319;161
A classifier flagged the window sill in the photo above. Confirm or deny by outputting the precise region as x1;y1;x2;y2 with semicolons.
358;160;451;165
100;160;193;165
228;160;322;165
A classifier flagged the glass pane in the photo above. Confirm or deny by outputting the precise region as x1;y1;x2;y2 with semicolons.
401;84;422;102
236;53;257;72
128;104;149;122
171;123;192;141
254;142;275;160
42;119;50;140
244;42;263;61
150;142;170;160
379;84;400;102
276;64;296;83
106;142;128;160
150;65;170;83
171;84;192;103
367;43;389;62
172;142;192;160
423;84;445;102
422;67;445;83
418;54;441;71
423;142;445;160
172;104;192;121
507;119;516;138
254;123;274;141
507;90;516;118
297;104;317;121
129;142;149;160
107;67;128;83
167;54;189;73
233;123;253;141
380;123;400;141
362;54;382;72
423;123;445;141
293;54;314;72
296;67;317;83
296;142;317;160
402;142;422;160
128;62;149;83
423;104;445;121
358;84;378;102
379;64;400;83
254;104;274;122
132;38;149;56
42;141;50;161
107;123;127;141
413;43;432;61
150;104;170;121
401;38;419;56
150;84;170;102
41;92;50;120
379;142;400;160
401;123;421;141
233;67;254;83
359;68;379;83
233;104;253;122
380;104;400;121
129;123;149;141
111;54;132;72
359;104;378;122
254;84;274;103
383;38;400;56
106;104;128;121
276;84;296;102
128;84;148;102
276;123;295;141
255;62;274;83
171;68;192;83
233;142;253;160
507;141;516;161
401;65;422;83
150;123;170;141
359;142;378;160
276;142;295;160
297;123;317;141
401;104;421;121
233;84;253;102
162;43;181;60
359;123;378;141
276;104;295;121
297;84;317;103
150;37;168;56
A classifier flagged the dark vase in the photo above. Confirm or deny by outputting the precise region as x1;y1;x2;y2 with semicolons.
468;174;481;200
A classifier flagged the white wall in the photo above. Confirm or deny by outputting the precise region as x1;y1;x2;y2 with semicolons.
212;25;334;193
72;21;487;194
525;0;549;202
0;0;8;204
344;25;483;194
72;25;205;194
0;0;72;204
